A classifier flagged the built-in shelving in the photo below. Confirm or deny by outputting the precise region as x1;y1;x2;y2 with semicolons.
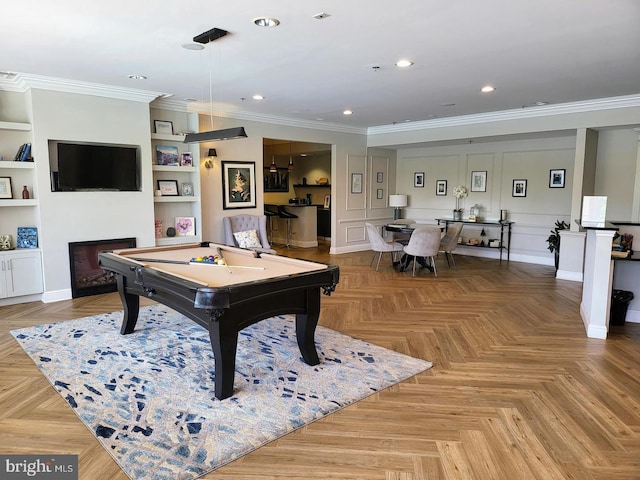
154;196;200;203
293;184;331;188
150;111;202;247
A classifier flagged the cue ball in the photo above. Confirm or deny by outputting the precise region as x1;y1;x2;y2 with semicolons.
166;227;176;237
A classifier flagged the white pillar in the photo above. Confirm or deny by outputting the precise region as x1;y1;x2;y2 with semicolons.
580;227;616;339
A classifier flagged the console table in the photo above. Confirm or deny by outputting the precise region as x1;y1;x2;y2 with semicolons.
436;219;514;263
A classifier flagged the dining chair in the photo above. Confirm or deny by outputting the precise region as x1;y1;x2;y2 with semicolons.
365;223;405;271
439;222;464;269
402;226;442;277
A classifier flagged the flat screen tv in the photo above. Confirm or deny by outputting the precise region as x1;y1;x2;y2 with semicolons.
53;142;141;192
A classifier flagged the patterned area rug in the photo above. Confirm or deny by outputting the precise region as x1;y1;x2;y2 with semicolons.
11;305;432;480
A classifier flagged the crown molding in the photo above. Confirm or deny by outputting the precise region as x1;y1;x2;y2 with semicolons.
0;72;164;103
368;94;640;135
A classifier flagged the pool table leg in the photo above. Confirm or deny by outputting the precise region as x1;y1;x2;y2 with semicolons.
117;274;140;335
208;322;239;400
296;288;321;366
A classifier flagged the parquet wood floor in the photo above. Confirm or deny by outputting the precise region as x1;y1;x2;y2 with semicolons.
1;246;639;479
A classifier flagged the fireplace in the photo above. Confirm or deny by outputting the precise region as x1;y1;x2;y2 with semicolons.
68;237;136;298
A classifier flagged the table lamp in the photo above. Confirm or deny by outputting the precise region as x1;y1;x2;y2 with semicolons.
389;194;408;220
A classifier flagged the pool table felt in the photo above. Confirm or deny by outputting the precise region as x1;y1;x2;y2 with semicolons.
109;244;328;288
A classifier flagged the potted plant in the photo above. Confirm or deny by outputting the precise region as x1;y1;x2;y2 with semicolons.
452;185;468;220
546;220;569;269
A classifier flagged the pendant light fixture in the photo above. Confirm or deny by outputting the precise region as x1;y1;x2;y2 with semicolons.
184;27;248;144
287;141;294;171
269;140;277;172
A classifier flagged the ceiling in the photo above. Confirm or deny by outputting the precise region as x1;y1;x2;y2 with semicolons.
1;1;639;130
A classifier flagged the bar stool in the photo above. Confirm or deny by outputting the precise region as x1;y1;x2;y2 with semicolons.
277;205;298;247
264;206;278;244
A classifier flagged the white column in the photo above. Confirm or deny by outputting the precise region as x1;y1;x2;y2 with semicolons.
580;228;616;339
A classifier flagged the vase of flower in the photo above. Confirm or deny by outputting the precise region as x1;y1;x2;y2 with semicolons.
452;185;468;221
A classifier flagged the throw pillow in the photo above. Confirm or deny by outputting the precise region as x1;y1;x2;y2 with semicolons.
233;229;262;249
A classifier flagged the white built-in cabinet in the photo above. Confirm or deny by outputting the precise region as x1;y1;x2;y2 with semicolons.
150;111;202;246
0;121;44;302
0;249;43;298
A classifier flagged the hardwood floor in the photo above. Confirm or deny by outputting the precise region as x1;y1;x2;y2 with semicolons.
1;246;639;479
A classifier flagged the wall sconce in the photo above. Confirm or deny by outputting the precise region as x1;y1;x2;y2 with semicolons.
204;148;217;169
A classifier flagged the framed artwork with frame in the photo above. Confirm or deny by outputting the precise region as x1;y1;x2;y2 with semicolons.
436;179;447;196
376;172;383;183
0;177;12;199
180;152;193;167
512;179;527;197
157;179;179;196
263;167;289;192
175;217;195;236
351;173;363;194
414;172;425;188
155;145;179;166
154;120;174;135
471;171;487;192
323;194;331;209
376;188;384;199
549;169;566;188
181;182;194;196
222;161;256;209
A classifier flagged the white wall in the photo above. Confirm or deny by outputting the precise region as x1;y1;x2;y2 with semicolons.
30;89;155;300
396;136;577;264
595;128;639;220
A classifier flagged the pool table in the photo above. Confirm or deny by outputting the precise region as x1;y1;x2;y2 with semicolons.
98;242;339;400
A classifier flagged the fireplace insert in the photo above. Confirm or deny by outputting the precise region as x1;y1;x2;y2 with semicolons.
68;237;136;298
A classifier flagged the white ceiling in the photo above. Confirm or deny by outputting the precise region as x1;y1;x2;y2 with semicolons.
1;1;639;129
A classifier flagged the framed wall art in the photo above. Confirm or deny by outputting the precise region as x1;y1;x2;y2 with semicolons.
549;169;565;188
180;152;193;167
376;172;383;183
512;179;527;197
157;179;179;196
155;145;179;166
376;188;383;199
471;171;487;192
181;182;194;196
324;194;331;209
154;120;174;135
351;173;363;194
263;167;289;192
175;217;195;236
414;172;425;188
222;161;256;209
436;180;447;196
0;177;12;199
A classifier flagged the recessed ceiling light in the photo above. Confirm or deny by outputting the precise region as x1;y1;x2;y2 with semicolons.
481;85;496;93
343;110;353;115
312;12;331;20
534;101;549;106
252;94;264;100
181;43;205;51
440;103;456;107
253;17;280;27
395;59;414;68
128;74;147;80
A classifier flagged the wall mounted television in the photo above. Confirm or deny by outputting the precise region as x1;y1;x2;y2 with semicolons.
49;141;141;192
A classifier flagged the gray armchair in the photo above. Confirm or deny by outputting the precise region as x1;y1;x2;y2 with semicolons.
223;214;277;254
